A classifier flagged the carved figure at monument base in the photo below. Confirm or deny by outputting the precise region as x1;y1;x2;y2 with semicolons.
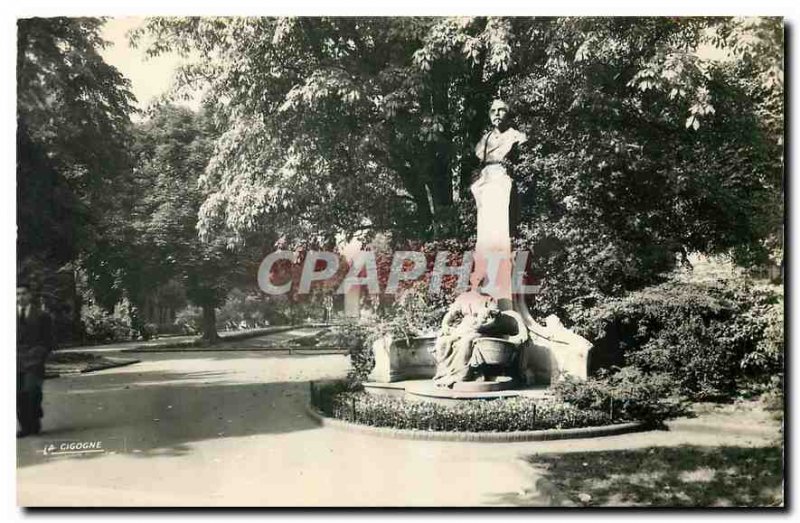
430;290;528;388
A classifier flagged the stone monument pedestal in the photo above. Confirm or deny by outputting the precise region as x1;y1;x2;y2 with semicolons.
363;379;551;406
364;98;594;399
368;334;436;383
367;317;593;388
450;375;515;392
520;315;593;384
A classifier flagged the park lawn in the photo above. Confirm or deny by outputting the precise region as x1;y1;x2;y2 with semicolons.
513;398;785;507
522;444;783;507
45;352;139;378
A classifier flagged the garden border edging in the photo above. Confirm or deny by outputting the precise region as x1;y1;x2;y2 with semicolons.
305;403;649;442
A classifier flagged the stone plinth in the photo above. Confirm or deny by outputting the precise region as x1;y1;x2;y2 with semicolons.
519;315;593;385
368;316;592;387
363;379;551;406
368;334;436;383
449;376;515;392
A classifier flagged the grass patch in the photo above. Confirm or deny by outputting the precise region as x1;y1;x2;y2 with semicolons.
46;351;139;376
501;445;783;507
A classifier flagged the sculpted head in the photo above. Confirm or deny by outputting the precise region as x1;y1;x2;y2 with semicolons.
489;99;509;129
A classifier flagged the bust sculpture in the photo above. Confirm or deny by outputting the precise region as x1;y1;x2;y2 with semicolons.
469;99;526;308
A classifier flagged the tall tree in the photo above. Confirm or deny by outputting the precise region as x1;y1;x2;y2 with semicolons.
133;17;518;245
504;17;783;315
131;105;267;342
17;17;136;337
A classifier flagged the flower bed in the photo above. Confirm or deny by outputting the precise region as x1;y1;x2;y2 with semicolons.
311;384;619;433
312;364;689;433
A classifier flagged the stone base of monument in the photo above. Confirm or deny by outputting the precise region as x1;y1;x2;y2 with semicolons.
363;379;551;406
450;375;515;392
368;320;595;388
367;334;437;383
360;381;408;398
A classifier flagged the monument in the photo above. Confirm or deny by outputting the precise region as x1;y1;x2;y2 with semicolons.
368;99;592;394
428;98;592;392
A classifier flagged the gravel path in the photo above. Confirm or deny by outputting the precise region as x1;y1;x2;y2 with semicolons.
17;343;781;507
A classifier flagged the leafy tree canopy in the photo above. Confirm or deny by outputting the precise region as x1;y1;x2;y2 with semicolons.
128;105;264;341
134;17;782;314
18;17;136;310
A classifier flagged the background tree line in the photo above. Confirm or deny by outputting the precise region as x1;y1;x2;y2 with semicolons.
17;18;265;343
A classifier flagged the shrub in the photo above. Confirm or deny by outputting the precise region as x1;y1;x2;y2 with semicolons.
174;305;203;335
315;390;615;432
376;279;450;342
141;322;159;341
741;296;784;384
334;320;375;389
552;367;689;426
81;300;137;343
760;374;783;421
217;288;289;329
321;322;367;350
571;276;783;400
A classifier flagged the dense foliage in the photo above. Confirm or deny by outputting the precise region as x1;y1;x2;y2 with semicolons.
512;18;783;314
217;288;290;329
135;16;782;318
321;321;374;387
79;299;138;343
16;19;278;344
571;273;783;400
125;105;284;341
552;366;689;425
17;17;136;339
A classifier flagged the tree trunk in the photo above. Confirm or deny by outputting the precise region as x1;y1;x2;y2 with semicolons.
460;56;492;197
430;139;453;211
429;66;453;213
71;266;84;345
393;163;433;232
201;304;220;344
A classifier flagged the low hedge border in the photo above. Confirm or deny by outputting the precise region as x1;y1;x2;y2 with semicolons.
309;382;653;438
305;403;647;442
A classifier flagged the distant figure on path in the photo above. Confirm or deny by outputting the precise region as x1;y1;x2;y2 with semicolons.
17;284;55;437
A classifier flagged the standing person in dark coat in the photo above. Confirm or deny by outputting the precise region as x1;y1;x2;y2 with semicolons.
17;285;55;437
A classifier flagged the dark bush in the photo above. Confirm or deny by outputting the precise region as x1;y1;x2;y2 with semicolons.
552;366;689;426
141;322;158;341
174;305;202;335
81;301;137;343
571;277;783;400
334;321;374;389
760;374;783;420
217;288;289;329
